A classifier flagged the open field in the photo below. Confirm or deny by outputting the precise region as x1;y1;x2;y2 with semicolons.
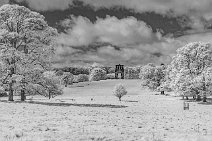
0;80;212;141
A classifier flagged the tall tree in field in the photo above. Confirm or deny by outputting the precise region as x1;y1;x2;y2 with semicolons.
168;42;212;102
0;4;61;101
140;63;166;92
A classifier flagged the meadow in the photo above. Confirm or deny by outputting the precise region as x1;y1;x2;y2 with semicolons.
0;79;212;141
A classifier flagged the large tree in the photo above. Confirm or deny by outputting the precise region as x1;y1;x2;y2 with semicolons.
140;63;166;92
167;42;212;102
0;4;61;101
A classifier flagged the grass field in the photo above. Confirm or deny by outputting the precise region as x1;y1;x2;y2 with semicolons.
0;79;212;141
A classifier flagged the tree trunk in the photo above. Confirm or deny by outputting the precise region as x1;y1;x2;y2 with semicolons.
203;92;207;102
119;97;121;101
202;76;207;102
196;95;201;101
20;89;25;101
186;96;188;100
8;82;14;101
161;91;164;95
49;92;51;99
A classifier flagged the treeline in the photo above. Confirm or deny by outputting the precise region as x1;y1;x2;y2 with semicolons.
53;66;114;75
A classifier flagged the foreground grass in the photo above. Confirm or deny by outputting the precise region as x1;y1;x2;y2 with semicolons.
0;80;212;141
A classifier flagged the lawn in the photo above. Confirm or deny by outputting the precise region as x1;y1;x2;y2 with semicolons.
0;79;212;141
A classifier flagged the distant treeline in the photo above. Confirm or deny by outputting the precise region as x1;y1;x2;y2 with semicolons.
53;66;114;75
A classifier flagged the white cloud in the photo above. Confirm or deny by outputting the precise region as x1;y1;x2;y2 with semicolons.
55;15;183;66
57;16;160;47
56;27;212;66
178;32;212;44
0;0;9;7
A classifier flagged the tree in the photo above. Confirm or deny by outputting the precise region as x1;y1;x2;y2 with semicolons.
0;4;59;101
89;68;107;81
113;84;127;101
61;72;74;87
124;66;141;79
140;63;166;92
167;42;212;102
76;74;89;82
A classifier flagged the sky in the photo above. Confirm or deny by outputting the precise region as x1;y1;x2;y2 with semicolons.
3;0;212;67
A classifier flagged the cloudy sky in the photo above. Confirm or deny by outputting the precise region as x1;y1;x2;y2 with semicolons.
4;0;212;67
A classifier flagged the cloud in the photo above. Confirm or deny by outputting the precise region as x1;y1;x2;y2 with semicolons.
82;0;212;18
54;15;184;66
57;16;160;47
56;24;212;67
0;0;9;6
14;0;212;34
178;31;212;44
13;0;212;22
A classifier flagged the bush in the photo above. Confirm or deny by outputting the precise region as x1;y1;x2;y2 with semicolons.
113;84;127;101
77;74;89;82
89;68;107;81
107;73;115;79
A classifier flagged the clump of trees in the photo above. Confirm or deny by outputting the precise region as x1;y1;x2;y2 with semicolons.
76;74;89;82
113;84;127;101
89;68;107;81
54;66;90;75
106;73;115;79
125;66;141;79
0;4;62;101
165;42;212;102
140;42;212;102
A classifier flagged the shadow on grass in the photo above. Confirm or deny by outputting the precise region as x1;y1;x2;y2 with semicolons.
124;100;138;103
198;98;212;105
179;98;212;105
0;100;127;108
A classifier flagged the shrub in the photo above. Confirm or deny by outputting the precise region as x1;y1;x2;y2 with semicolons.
113;84;127;101
89;68;107;81
77;74;89;82
107;73;115;79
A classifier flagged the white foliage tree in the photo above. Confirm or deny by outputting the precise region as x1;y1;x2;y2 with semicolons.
61;72;74;87
89;68;107;81
0;4;60;101
113;84;127;101
140;63;166;92
167;42;212;102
